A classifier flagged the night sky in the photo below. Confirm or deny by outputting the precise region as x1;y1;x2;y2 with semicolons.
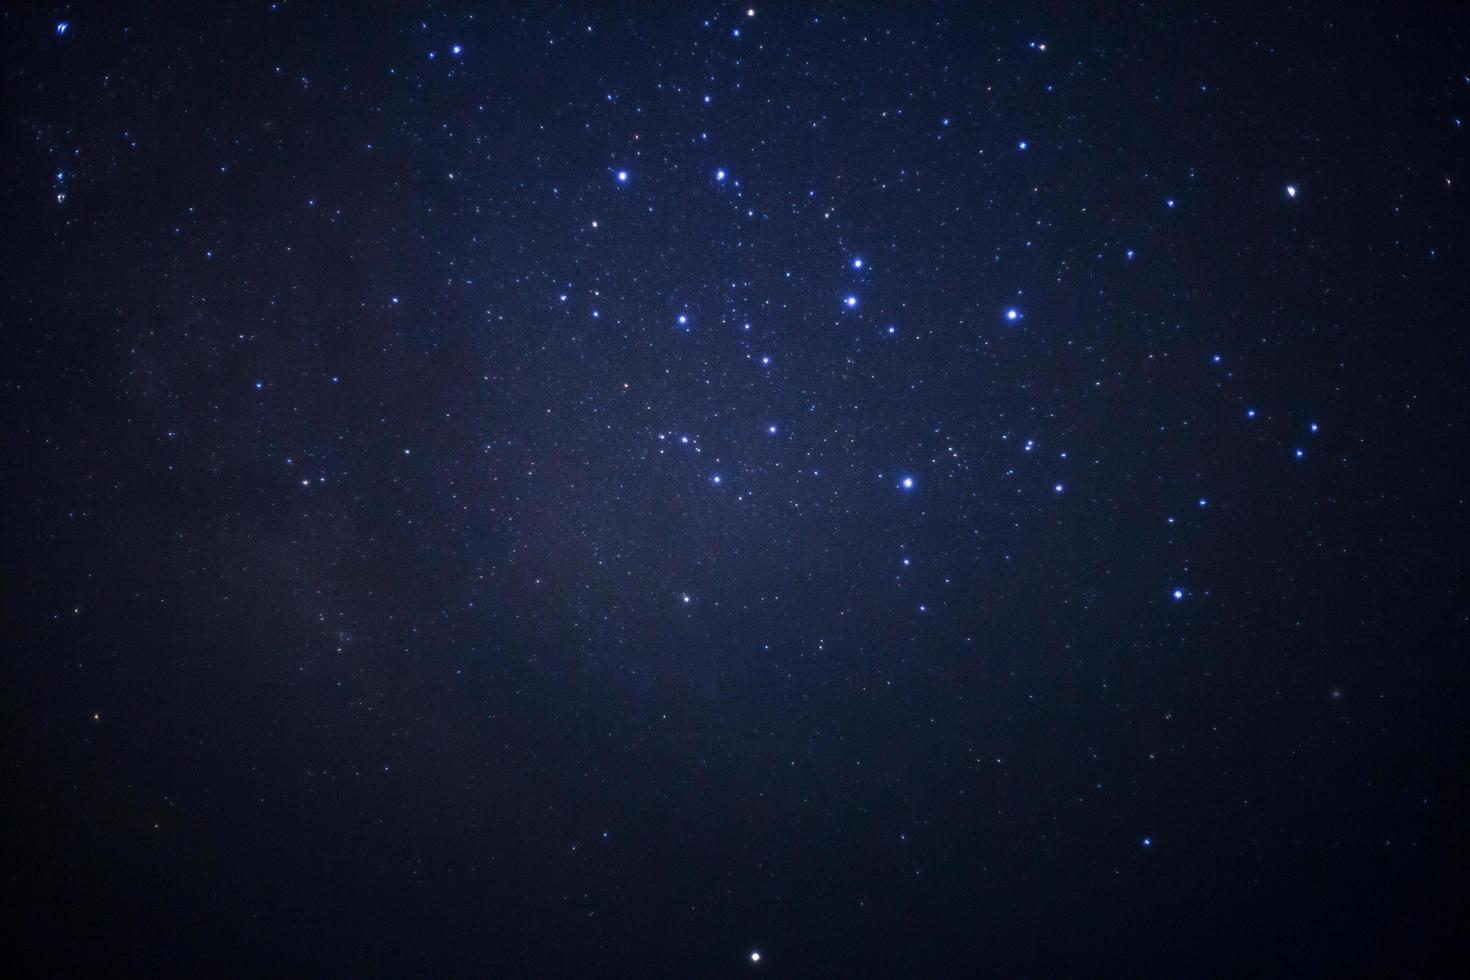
6;3;1470;975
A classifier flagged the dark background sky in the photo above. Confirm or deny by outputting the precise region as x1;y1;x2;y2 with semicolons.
4;2;1468;975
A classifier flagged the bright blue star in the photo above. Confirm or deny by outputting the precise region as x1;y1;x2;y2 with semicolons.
852;257;863;269
1295;448;1304;459
1005;307;1020;322
844;295;858;309
1198;498;1208;507
616;170;629;183
1053;482;1064;493
711;474;722;485
1310;422;1319;433
451;44;462;56
1126;249;1135;260
677;313;689;326
1166;198;1176;208
1286;184;1297;199
56;21;69;36
1172;588;1185;601
1247;408;1256;418
1018;140;1028;150
1142;836;1153;847
900;476;915;490
767;424;778;435
715;168;727;181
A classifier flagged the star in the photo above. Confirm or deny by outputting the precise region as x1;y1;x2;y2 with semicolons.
451;44;462;56
900;476;915;490
715;168;727;181
767;424;778;435
56;21;69;36
1142;836;1153;847
1285;184;1297;198
1018;140;1028;150
616;170;629;183
750;951;761;963
1005;307;1020;322
844;294;858;309
1053;482;1064;493
851;257;863;269
1172;588;1185;600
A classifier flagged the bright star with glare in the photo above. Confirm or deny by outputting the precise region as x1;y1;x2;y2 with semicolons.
616;170;628;183
715;168;727;181
750;951;761;963
1172;588;1185;600
56;21;69;36
1018;140;1028;150
900;476;914;490
1166;198;1176;208
767;424;778;435
1286;184;1297;198
1054;483;1064;493
852;257;863;269
1005;307;1020;322
844;295;858;309
1142;837;1153;847
451;44;462;56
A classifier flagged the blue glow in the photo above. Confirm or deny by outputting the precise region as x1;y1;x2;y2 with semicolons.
1053;483;1064;493
711;474;722;485
451;44;462;56
767;424;778;435
1247;408;1256;418
1018;140;1028;150
56;21;69;36
1126;249;1135;260
677;313;689;326
1295;448;1304;458
616;170;628;183
852;257;863;269
715;168;727;181
900;476;915;490
1142;836;1153;847
1198;498;1208;507
1172;588;1184;601
844;294;858;309
1286;184;1297;198
1310;422;1319;433
1005;307;1020;322
1166;198;1176;208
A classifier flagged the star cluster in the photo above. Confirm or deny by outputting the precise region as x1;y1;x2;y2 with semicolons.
5;3;1468;976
